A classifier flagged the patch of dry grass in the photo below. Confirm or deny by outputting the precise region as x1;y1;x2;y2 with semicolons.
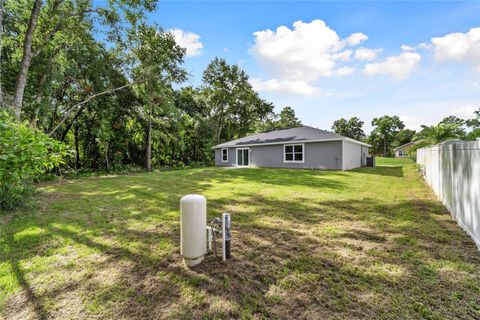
1;158;479;319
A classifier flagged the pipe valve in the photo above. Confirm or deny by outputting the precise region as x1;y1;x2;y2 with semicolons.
207;213;232;261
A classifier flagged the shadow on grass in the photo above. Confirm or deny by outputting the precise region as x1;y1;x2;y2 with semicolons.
4;232;49;320
1;168;480;319
354;165;404;177
203;167;348;190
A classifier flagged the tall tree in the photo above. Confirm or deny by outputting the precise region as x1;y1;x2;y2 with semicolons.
128;24;186;171
394;129;416;146
13;0;42;118
0;0;4;106
414;123;460;145
440;116;466;139
370;115;404;156
332;117;365;140
202;57;270;142
466;108;480;140
275;106;302;129
1;1;282;172
5;0;158;119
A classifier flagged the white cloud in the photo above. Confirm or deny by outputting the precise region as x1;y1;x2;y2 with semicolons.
401;44;415;51
399;115;424;130
170;29;203;57
344;32;368;46
333;50;353;62
450;105;477;118
251;19;370;82
431;27;480;68
354;47;382;61
418;43;433;50
363;52;421;80
334;66;355;76
400;43;432;52
249;78;320;96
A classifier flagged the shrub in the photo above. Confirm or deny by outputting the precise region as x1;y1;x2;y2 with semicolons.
0;111;70;211
0;182;36;211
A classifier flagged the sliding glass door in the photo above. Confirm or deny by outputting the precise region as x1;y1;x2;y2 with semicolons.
236;148;249;167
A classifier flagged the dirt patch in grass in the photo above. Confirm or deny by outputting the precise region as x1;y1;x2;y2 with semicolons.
0;214;14;225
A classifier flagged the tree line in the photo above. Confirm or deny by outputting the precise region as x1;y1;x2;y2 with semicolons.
0;0;301;174
0;0;304;210
331;111;480;156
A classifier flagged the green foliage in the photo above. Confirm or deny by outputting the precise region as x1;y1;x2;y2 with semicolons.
0;111;69;184
202;57;274;142
439;116;466;139
414;123;461;145
275;106;302;129
369;115;405;156
0;111;69;210
255;106;302;132
394;129;416;147
0;181;36;211
465;107;480;141
331;116;365;141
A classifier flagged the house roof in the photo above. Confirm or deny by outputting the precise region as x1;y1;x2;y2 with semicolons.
213;126;371;148
393;141;419;151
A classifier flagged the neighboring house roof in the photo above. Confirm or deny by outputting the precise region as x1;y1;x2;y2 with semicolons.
393;141;418;151
213;126;371;148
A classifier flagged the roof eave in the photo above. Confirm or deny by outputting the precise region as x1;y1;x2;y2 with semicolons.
343;137;372;147
393;141;418;150
212;137;371;149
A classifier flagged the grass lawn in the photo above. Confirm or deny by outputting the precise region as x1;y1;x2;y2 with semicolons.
1;158;479;319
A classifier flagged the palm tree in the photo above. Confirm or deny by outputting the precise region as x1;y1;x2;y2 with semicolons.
414;123;460;145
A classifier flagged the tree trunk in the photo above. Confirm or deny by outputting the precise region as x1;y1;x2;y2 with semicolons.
13;0;42;118
31;72;48;126
0;0;5;106
104;143;110;173
383;136;387;157
215;121;224;143
74;122;80;170
193;141;197;162
59;105;85;141
146;116;152;172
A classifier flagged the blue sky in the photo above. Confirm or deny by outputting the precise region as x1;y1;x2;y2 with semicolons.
148;1;480;133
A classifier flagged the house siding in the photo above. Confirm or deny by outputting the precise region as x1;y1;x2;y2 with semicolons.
342;140;366;170
214;148;236;167
215;141;343;169
395;144;415;157
361;145;369;166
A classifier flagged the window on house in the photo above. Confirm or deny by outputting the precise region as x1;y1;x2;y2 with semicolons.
284;144;304;162
221;148;228;162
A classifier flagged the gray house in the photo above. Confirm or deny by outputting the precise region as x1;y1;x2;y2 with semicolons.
213;126;370;170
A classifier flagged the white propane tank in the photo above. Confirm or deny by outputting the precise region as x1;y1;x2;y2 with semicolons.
180;194;207;267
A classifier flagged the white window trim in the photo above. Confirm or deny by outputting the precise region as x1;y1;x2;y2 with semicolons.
221;148;228;162
283;143;305;163
235;148;250;167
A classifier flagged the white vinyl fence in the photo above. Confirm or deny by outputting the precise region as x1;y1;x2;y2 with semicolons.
417;140;480;249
